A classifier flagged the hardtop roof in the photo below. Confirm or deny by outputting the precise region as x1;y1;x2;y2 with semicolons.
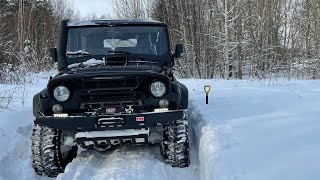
67;19;166;27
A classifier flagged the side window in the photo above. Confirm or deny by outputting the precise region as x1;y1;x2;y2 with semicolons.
67;32;82;52
147;32;165;55
151;33;159;55
81;35;87;51
66;33;74;52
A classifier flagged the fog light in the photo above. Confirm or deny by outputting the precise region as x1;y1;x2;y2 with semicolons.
52;104;63;113
154;108;169;112
53;113;68;118
159;99;169;108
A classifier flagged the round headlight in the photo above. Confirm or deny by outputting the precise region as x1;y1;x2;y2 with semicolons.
150;81;166;97
53;86;70;102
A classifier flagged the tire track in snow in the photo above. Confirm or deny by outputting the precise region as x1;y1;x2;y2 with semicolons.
55;104;201;180
57;145;199;180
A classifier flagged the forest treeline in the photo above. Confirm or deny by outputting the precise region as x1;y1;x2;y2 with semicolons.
0;0;78;83
114;0;320;79
1;0;319;81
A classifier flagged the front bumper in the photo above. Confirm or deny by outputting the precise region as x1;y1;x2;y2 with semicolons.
35;110;185;131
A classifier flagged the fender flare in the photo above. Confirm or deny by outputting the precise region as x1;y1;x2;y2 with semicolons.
179;82;189;109
33;93;41;117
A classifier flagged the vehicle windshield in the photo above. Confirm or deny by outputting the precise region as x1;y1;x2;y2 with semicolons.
66;26;169;58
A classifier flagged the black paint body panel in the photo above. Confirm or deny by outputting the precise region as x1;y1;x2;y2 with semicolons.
33;19;189;131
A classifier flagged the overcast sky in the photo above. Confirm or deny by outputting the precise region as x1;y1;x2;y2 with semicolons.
67;0;114;18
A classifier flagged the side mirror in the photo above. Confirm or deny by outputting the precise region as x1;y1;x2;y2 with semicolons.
50;48;58;63
174;44;184;58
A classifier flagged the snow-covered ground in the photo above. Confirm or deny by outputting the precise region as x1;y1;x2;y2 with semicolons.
0;76;320;180
187;79;320;180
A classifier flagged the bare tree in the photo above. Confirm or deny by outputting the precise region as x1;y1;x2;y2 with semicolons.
113;0;154;19
0;0;78;109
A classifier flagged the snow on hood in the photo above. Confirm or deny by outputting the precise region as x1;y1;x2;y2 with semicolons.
67;58;105;69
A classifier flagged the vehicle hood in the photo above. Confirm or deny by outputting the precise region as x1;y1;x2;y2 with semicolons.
67;64;162;74
48;64;170;88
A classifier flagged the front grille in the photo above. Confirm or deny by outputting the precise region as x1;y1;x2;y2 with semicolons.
79;78;143;110
79;93;142;109
83;78;139;90
80;93;136;103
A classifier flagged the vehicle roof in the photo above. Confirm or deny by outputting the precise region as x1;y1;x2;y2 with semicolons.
67;19;166;27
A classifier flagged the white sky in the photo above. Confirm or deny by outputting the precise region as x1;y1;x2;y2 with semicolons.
67;0;114;18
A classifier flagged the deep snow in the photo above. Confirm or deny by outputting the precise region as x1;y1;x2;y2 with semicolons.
0;76;320;180
187;79;320;180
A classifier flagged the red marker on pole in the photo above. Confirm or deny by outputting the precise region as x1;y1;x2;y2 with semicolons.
204;85;211;104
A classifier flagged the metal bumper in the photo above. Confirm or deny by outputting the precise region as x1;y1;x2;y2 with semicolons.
35;110;184;131
75;129;150;145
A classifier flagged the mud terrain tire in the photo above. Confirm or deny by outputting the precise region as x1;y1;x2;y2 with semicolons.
162;116;190;167
31;125;77;177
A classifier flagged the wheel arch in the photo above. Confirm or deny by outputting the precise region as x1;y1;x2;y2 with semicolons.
178;82;188;109
33;88;49;117
33;93;41;117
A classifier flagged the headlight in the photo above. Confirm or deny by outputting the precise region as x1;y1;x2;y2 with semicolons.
150;81;166;97
53;86;70;102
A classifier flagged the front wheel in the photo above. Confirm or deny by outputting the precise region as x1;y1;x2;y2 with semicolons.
162;116;190;168
31;124;77;177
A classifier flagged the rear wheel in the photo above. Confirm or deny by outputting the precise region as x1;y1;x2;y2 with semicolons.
162;115;190;167
31;124;77;177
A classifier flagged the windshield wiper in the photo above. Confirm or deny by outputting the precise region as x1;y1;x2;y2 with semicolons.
108;50;158;64
127;60;158;64
108;50;144;60
108;50;132;54
66;51;91;56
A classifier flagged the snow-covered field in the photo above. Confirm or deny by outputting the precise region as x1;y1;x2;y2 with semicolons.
1;76;320;180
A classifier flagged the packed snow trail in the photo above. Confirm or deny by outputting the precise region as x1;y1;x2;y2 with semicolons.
57;146;199;180
0;109;199;180
1;77;320;180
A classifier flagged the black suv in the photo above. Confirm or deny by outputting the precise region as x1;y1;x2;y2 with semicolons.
32;19;189;177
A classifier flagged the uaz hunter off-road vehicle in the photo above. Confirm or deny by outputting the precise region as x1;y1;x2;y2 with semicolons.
32;19;189;177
